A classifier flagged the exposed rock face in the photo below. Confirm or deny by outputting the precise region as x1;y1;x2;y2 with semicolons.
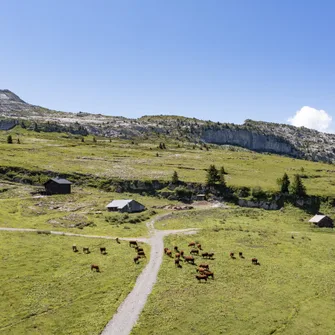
0;119;18;130
1;89;335;162
201;128;301;157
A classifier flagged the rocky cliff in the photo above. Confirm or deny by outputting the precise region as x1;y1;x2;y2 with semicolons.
1;89;335;162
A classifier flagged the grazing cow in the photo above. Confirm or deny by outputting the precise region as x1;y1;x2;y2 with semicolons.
190;249;199;255
91;264;100;272
180;250;184;257
197;244;202;250
174;246;179;252
129;241;138;247
72;244;78;252
201;252;209;258
188;241;196;247
196;267;206;273
100;247;106;254
199;263;209;269
183;256;195;264
208;252;214;259
134;256;140;264
196;274;208;282
239;252;244;258
204;270;214;279
138;251;146;258
136;247;144;253
252;258;258;265
166;250;173;258
164;247;169;254
230;252;235;259
175;253;181;259
175;259;180;267
83;247;90;254
116;237;120;244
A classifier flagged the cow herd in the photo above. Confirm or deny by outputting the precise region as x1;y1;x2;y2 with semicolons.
164;241;216;283
71;238;122;273
129;240;147;263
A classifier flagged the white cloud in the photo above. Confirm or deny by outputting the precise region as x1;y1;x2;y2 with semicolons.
288;106;332;132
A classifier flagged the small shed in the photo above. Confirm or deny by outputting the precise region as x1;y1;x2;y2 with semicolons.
44;178;72;195
106;200;145;213
196;194;206;201
309;215;333;228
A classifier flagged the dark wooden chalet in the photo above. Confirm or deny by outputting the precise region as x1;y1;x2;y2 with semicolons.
309;214;333;228
44;178;72;195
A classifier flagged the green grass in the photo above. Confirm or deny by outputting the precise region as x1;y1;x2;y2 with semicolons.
0;231;149;335
1;127;335;196
132;207;335;335
0;182;174;237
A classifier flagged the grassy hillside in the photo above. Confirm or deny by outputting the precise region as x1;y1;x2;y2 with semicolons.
1;127;335;196
132;207;335;335
0;232;149;335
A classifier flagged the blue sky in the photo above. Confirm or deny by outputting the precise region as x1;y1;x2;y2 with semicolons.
1;1;335;130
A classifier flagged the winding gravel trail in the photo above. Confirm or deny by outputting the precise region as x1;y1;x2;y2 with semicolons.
100;215;199;335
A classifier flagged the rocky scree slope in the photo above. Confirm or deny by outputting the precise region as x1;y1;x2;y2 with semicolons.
0;89;334;162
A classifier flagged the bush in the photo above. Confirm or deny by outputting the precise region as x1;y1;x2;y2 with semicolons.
174;186;193;200
251;186;267;199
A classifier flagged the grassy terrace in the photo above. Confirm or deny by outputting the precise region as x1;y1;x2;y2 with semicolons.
0;231;149;335
0;182;173;237
0;127;335;196
133;207;335;335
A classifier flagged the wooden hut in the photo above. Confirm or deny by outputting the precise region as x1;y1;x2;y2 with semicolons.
309;215;333;228
106;200;145;213
44;178;72;195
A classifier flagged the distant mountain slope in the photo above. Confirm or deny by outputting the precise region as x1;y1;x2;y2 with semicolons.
0;89;334;162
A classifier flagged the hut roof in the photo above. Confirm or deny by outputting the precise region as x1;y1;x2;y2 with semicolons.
106;200;133;209
309;215;329;223
44;178;72;185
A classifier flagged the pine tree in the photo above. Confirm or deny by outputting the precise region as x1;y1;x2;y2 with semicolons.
277;173;290;193
290;174;306;196
206;165;219;185
7;135;13;144
172;171;179;184
219;168;226;187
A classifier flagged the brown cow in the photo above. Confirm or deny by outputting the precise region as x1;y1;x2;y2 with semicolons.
166;250;173;258
239;252;244;259
136;247;144;253
164;247;169;254
72;244;78;252
91;264;100;272
199;263;209;269
204;270;214;279
83;247;90;254
100;247;106;254
183;256;195;264
174;246;179;252
208;252;214;259
129;241;138;247
134;255;140;264
138;251;146;258
197;244;202;250
190;249;199;255
180;250;184;257
196;267;206;273
116;237;120;244
175;253;181;259
252;258;258;265
196;274;207;282
175;259;180;267
188;241;196;247
201;252;209;258
230;252;235;259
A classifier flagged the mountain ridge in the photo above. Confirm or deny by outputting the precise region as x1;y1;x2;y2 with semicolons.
0;89;334;163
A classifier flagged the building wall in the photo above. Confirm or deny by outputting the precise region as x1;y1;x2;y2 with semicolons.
318;217;334;228
45;182;71;195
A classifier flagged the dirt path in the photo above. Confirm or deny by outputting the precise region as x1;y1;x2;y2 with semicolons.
0;227;149;243
100;215;199;335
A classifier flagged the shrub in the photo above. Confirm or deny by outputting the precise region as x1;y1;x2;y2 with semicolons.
251;186;267;199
